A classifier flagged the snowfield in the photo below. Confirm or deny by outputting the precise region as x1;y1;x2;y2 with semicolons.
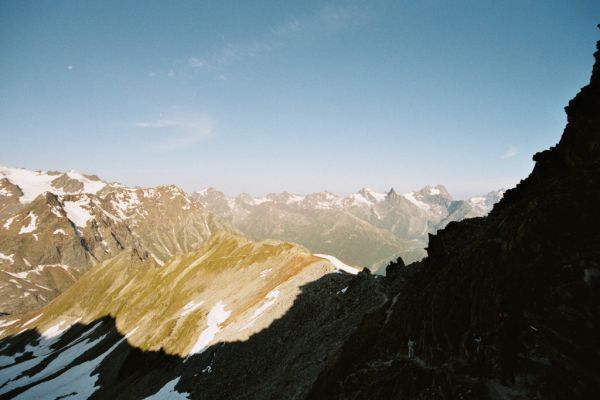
315;254;360;275
188;301;231;356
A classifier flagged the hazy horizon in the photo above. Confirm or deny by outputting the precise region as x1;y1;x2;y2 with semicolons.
2;0;599;198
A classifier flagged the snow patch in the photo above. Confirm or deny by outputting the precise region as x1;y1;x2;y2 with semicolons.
348;193;372;206
315;254;360;275
63;198;93;228
7;264;72;279
8;328;132;399
111;190;139;219
188;301;231;356
53;228;67;235
402;192;430;211
145;377;190;399
18;212;37;234
50;206;63;218
0;252;14;264
3;216;16;229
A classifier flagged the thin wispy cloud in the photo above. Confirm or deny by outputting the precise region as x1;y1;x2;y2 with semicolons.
187;57;206;68
500;145;518;159
156;3;372;78
134;114;213;153
215;4;369;65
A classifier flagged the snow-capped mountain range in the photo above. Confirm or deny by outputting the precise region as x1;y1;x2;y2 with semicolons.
0;164;502;316
194;185;504;271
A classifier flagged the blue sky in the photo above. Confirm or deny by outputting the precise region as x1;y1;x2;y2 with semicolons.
1;0;598;198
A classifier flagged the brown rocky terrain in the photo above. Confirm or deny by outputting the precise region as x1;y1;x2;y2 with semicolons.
0;173;227;315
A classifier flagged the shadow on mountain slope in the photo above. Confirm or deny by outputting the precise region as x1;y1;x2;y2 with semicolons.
0;270;386;399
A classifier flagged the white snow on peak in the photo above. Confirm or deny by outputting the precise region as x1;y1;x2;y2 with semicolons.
0;252;14;264
428;187;441;195
369;191;387;202
469;196;486;205
66;170;106;193
0;166;59;203
145;377;190;400
345;189;386;207
19;212;37;234
286;194;305;204
111;190;139;219
315;254;360;275
0;166;105;204
265;192;305;205
348;193;372;206
188;301;231;356
402;192;430;211
252;197;270;205
63;198;93;228
0;187;12;196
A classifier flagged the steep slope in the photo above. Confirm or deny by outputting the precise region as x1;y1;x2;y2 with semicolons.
0;169;226;315
195;186;502;271
0;232;382;399
307;35;600;400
